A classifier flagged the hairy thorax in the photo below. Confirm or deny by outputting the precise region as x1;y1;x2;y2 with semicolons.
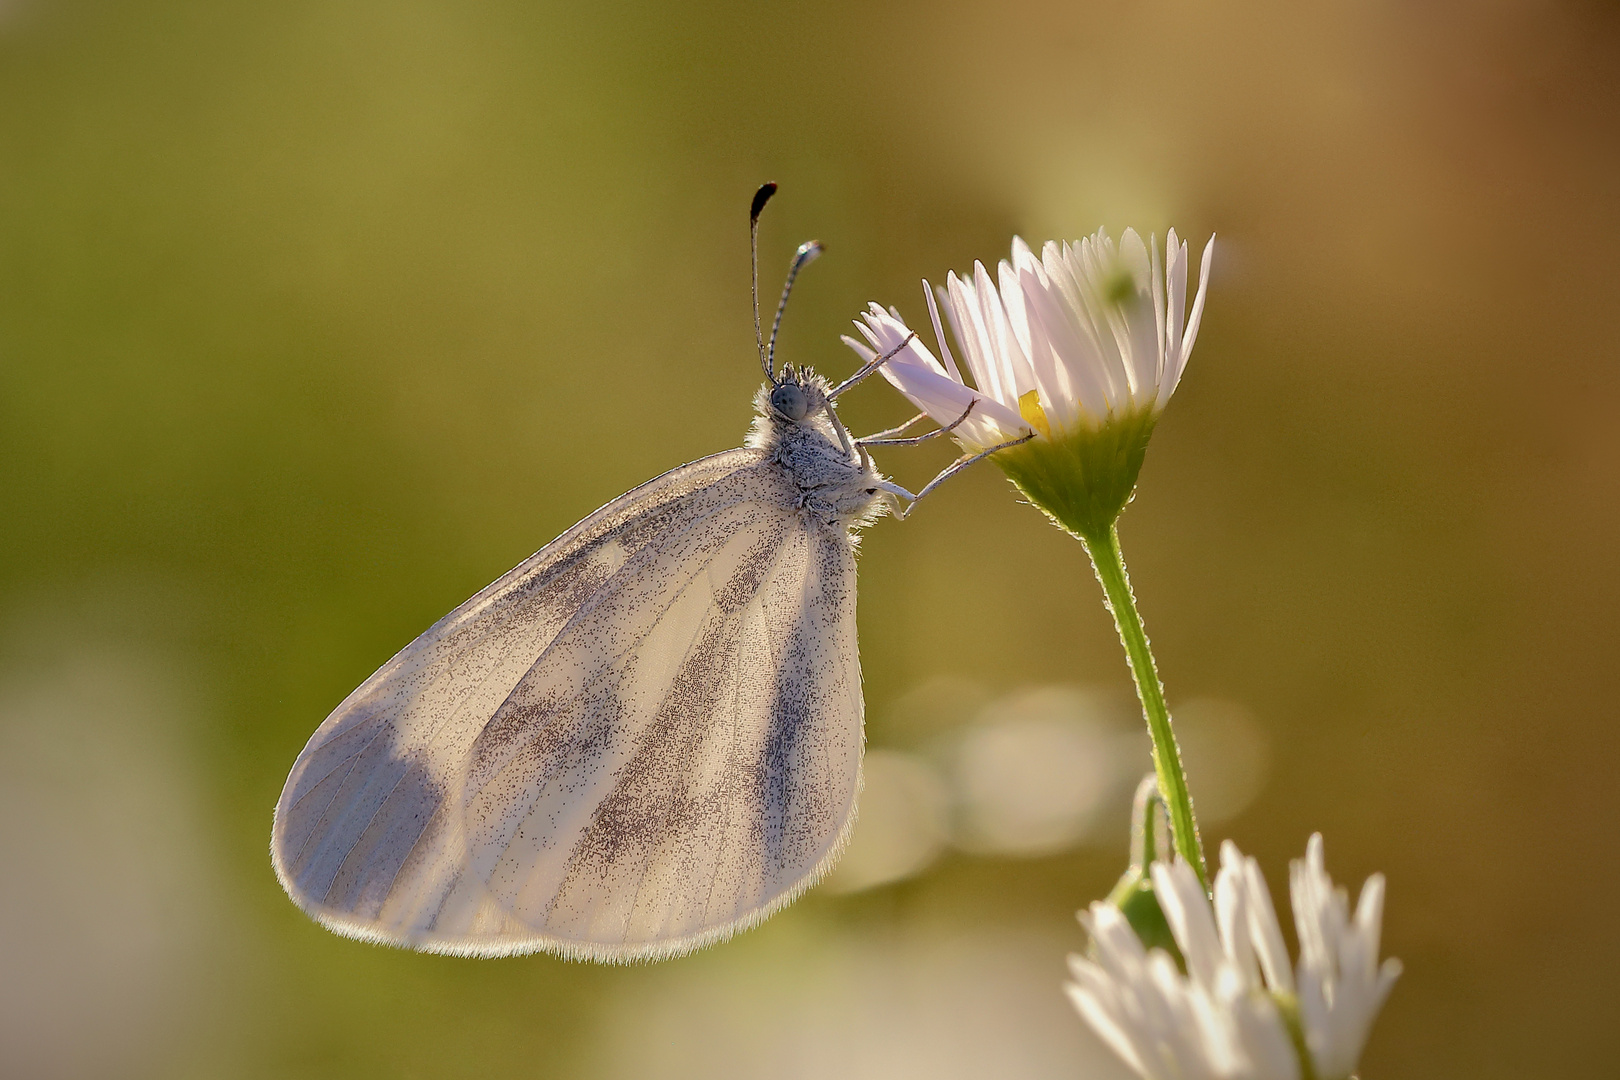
745;372;889;532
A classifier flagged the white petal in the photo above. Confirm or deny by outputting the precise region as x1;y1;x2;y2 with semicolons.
1167;234;1215;401
1150;233;1168;388
1065;979;1152;1078
943;271;1005;407
851;303;951;380
879;357;1027;449
1214;842;1259;987
1373;956;1404;1013
1353;872;1386;966
1241;855;1295;995
973;260;1035;403
1295;958;1333;1072
1158;230;1188;410
1117;228;1161;401
921;279;965;384
840;334;876;365
1065;235;1135;412
1020;252;1110;421
1085;902;1152;977
1151;858;1224;989
996;257;1042;398
1290;834;1338;977
1220;981;1300;1080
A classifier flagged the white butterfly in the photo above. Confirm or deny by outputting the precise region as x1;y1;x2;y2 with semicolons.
270;186;1028;961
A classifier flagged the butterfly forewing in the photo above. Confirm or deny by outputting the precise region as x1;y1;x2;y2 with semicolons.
271;446;866;960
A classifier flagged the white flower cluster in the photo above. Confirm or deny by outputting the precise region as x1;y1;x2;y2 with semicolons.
1067;836;1400;1080
843;230;1213;451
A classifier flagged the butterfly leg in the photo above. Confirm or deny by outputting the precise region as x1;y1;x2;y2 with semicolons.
825;404;857;461
857;402;976;448
829;332;918;399
892;430;1036;519
854;412;928;442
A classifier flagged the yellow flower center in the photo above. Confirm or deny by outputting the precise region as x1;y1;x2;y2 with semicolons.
1018;390;1051;438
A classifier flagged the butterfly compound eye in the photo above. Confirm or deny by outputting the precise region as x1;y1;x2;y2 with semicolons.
770;383;809;422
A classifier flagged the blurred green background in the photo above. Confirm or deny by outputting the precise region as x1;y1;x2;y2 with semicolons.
2;0;1617;1077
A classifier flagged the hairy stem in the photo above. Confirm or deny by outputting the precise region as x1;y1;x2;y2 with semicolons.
1084;524;1208;889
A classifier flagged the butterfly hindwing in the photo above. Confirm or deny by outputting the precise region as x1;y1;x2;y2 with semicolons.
272;446;866;960
453;498;862;957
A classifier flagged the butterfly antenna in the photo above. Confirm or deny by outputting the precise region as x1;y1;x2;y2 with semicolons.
767;239;824;380
750;183;777;382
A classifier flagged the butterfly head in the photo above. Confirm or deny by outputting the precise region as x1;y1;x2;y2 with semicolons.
761;365;833;425
748;367;850;457
769;381;810;422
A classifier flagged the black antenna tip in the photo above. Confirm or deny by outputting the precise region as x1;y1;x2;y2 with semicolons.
751;183;778;223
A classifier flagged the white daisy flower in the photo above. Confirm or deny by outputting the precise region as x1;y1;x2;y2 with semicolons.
844;228;1212;443
1067;836;1400;1080
843;228;1212;539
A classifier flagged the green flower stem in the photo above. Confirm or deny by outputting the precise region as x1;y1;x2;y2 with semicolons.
1084;524;1208;890
993;413;1206;888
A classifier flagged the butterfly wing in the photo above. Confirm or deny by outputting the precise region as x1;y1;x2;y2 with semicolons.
271;447;866;960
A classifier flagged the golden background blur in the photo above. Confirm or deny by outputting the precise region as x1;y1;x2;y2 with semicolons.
2;1;1616;1076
